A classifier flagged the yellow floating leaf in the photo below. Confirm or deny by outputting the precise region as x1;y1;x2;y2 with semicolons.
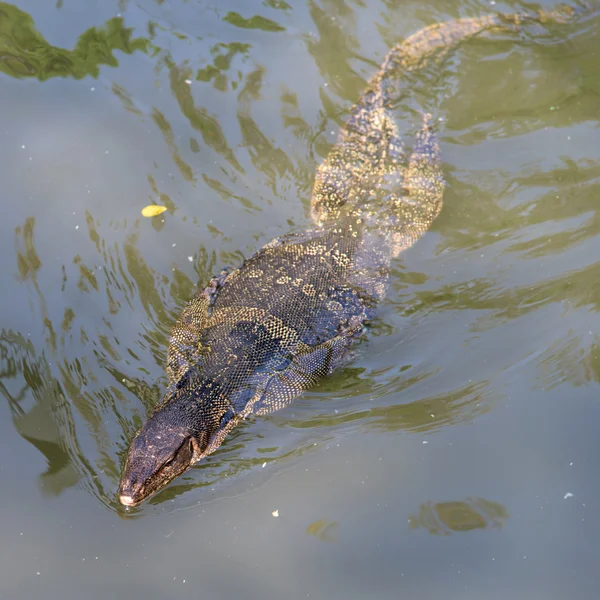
141;204;167;218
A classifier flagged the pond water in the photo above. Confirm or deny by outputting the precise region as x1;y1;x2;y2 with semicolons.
1;0;600;598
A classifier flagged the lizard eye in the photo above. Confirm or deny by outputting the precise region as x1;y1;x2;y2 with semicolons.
162;455;175;469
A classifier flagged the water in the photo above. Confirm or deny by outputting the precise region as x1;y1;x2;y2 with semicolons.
1;0;599;598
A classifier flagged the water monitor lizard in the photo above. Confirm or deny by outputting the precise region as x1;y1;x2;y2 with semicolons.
119;5;585;506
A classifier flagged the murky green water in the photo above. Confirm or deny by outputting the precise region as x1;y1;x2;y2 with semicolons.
1;0;599;597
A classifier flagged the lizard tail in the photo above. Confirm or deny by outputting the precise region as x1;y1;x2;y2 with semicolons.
372;3;587;106
310;2;589;226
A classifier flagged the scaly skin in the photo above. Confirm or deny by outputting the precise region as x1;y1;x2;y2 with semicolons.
118;5;584;507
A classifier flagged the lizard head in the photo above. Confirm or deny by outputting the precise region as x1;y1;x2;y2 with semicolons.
118;416;201;507
118;388;236;507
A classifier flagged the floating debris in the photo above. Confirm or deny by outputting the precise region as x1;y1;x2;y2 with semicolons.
141;205;167;218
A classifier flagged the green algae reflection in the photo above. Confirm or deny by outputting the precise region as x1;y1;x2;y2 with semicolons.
0;3;147;80
409;497;509;536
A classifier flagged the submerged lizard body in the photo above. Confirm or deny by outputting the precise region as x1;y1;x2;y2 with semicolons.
119;6;580;506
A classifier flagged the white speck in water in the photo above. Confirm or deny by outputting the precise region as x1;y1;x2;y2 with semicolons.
272;509;279;517
185;79;192;85
188;256;194;262
422;440;428;444
262;462;267;468
75;225;79;230
105;150;109;154
172;243;176;247
564;492;574;499
570;462;574;466
21;145;25;149
430;414;435;418
36;572;40;576
91;87;95;91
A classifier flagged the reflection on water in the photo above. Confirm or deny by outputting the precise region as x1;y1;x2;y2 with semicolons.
0;2;147;80
222;11;285;32
536;330;600;390
307;519;339;542
409;497;509;535
1;0;599;523
0;330;80;497
286;379;493;433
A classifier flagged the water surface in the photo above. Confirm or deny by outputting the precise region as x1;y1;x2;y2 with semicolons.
1;0;600;598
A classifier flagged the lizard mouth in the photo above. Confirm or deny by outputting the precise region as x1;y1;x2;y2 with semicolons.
118;480;147;507
119;493;140;507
